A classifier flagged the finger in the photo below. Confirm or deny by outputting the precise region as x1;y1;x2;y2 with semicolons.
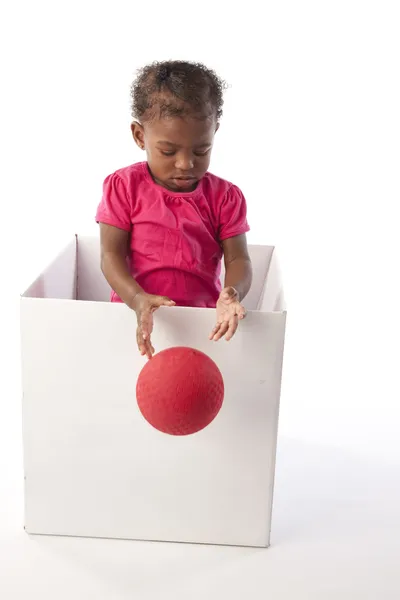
222;286;238;299
161;296;176;306
137;328;147;356
213;320;230;341
151;295;176;308
209;321;222;340
145;339;154;360
143;334;154;359
237;304;247;320
140;310;153;340
225;315;239;341
137;329;154;359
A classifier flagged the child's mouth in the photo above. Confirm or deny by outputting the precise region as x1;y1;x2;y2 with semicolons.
172;177;197;190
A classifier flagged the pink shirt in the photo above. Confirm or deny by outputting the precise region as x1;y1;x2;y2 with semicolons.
96;162;250;308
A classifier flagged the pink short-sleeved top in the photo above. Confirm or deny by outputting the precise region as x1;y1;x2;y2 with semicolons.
96;162;250;308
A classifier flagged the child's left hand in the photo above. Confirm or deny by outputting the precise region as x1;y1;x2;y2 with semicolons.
209;286;246;342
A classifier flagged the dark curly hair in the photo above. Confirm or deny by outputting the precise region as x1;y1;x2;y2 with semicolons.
130;60;227;122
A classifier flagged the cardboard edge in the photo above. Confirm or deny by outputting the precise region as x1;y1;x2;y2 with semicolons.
19;297;286;318
75;233;78;301
266;309;287;546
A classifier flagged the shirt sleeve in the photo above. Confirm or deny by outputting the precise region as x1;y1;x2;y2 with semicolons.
95;172;132;232
218;184;250;241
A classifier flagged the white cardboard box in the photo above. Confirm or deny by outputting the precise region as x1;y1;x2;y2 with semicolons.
20;235;286;548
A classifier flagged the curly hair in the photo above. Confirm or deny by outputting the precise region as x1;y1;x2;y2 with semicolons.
130;60;227;122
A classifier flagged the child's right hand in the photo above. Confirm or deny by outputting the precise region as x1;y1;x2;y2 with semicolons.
131;292;175;359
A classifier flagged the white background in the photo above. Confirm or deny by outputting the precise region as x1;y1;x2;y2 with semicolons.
1;1;399;598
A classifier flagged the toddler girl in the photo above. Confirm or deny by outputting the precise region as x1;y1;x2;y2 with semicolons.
96;61;252;358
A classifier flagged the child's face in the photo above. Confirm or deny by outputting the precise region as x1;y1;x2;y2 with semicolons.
132;115;218;192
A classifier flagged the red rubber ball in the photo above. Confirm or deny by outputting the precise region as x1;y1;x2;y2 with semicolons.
136;347;224;436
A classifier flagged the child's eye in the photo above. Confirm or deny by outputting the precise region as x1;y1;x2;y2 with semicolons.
161;150;175;156
194;149;211;157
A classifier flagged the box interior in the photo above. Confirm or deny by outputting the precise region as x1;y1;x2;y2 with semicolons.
22;236;285;312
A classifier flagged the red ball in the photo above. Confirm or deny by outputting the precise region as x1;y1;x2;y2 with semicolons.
136;347;224;436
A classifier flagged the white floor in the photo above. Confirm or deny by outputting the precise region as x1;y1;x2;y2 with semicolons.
1;427;399;599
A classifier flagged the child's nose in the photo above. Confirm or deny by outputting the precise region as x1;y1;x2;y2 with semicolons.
175;154;194;171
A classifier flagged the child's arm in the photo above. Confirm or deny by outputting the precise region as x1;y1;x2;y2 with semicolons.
221;234;252;301
99;223;175;358
100;223;143;308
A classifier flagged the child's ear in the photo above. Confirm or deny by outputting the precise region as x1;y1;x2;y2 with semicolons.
131;121;145;150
